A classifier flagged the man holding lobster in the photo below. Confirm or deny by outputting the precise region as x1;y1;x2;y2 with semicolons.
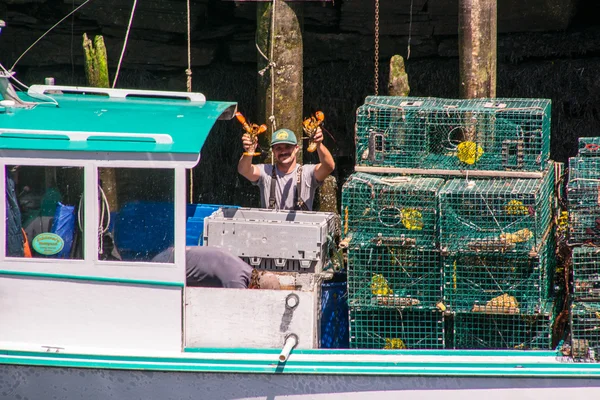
237;112;335;211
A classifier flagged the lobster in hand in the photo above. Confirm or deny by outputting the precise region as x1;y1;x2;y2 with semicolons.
302;111;324;153
236;111;267;157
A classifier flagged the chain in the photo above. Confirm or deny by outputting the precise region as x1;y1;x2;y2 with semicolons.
374;0;380;95
408;0;413;59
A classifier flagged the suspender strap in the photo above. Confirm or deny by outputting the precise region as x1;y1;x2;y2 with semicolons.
268;165;310;211
296;165;309;211
268;165;277;209
296;165;308;211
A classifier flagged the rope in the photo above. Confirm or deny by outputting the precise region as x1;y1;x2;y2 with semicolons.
268;0;277;133
112;0;138;88
256;0;278;133
374;0;380;95
186;0;192;92
9;0;95;72
186;0;194;203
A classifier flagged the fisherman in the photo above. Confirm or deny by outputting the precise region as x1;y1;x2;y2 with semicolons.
151;246;280;289
153;246;253;288
237;126;335;211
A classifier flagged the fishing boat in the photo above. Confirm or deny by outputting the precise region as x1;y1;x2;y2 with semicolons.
1;68;600;399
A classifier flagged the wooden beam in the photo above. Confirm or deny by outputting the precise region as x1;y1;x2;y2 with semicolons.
354;166;543;179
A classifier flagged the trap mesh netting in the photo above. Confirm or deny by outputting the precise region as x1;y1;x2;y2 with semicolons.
567;157;600;244
572;246;600;301
438;166;555;255
570;302;600;361
577;137;600;157
442;233;555;313
341;173;444;247
347;234;442;308
349;306;446;350
452;302;554;350
355;96;551;172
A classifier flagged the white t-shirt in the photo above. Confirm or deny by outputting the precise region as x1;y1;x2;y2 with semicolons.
252;164;322;210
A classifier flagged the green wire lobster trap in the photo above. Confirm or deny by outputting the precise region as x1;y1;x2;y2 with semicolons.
577;137;600;157
567;158;600;244
570;302;600;361
439;166;555;255
347;234;442;308
442;233;555;313
567;157;600;207
349;306;445;349
572;246;600;301
341;173;444;247
355;96;551;172
568;209;600;245
453;302;554;350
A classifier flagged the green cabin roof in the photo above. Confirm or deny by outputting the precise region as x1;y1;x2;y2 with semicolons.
0;85;237;157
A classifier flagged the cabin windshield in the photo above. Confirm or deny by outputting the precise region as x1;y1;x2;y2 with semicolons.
98;167;175;263
6;165;84;259
5;164;175;264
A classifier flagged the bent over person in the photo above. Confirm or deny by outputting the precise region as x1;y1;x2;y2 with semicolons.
237;126;335;211
153;246;253;288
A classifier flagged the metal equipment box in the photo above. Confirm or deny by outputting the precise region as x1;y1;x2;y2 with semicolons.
203;207;337;273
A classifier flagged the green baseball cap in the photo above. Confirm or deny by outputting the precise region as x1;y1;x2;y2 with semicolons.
271;128;297;146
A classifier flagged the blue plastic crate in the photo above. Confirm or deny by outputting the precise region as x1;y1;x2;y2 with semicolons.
320;281;349;349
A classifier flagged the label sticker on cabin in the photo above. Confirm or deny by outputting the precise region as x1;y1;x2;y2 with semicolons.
32;233;64;255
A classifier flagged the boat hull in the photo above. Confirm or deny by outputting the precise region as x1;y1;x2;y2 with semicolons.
2;352;600;400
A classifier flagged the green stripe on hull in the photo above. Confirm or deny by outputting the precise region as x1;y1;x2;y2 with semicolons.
1;349;600;377
0;270;183;287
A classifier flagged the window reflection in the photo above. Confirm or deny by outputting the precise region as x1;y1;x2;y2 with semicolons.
100;168;174;263
5;166;83;259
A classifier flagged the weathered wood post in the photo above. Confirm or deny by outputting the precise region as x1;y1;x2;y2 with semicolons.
83;33;118;210
388;55;410;97
83;33;110;89
458;0;497;98
257;0;304;163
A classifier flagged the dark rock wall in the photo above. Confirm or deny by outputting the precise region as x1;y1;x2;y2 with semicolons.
1;0;599;206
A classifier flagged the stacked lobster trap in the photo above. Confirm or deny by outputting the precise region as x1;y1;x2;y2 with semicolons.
356;96;551;172
343;174;446;349
566;137;600;360
345;95;558;350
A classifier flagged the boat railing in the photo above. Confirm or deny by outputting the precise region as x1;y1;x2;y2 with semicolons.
28;85;207;103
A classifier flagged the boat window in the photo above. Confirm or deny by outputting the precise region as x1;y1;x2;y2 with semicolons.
5;165;84;259
99;167;175;263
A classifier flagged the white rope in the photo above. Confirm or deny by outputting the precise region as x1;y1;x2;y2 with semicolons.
268;0;277;133
112;0;138;88
9;0;95;72
186;0;192;92
186;0;194;203
255;0;278;133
